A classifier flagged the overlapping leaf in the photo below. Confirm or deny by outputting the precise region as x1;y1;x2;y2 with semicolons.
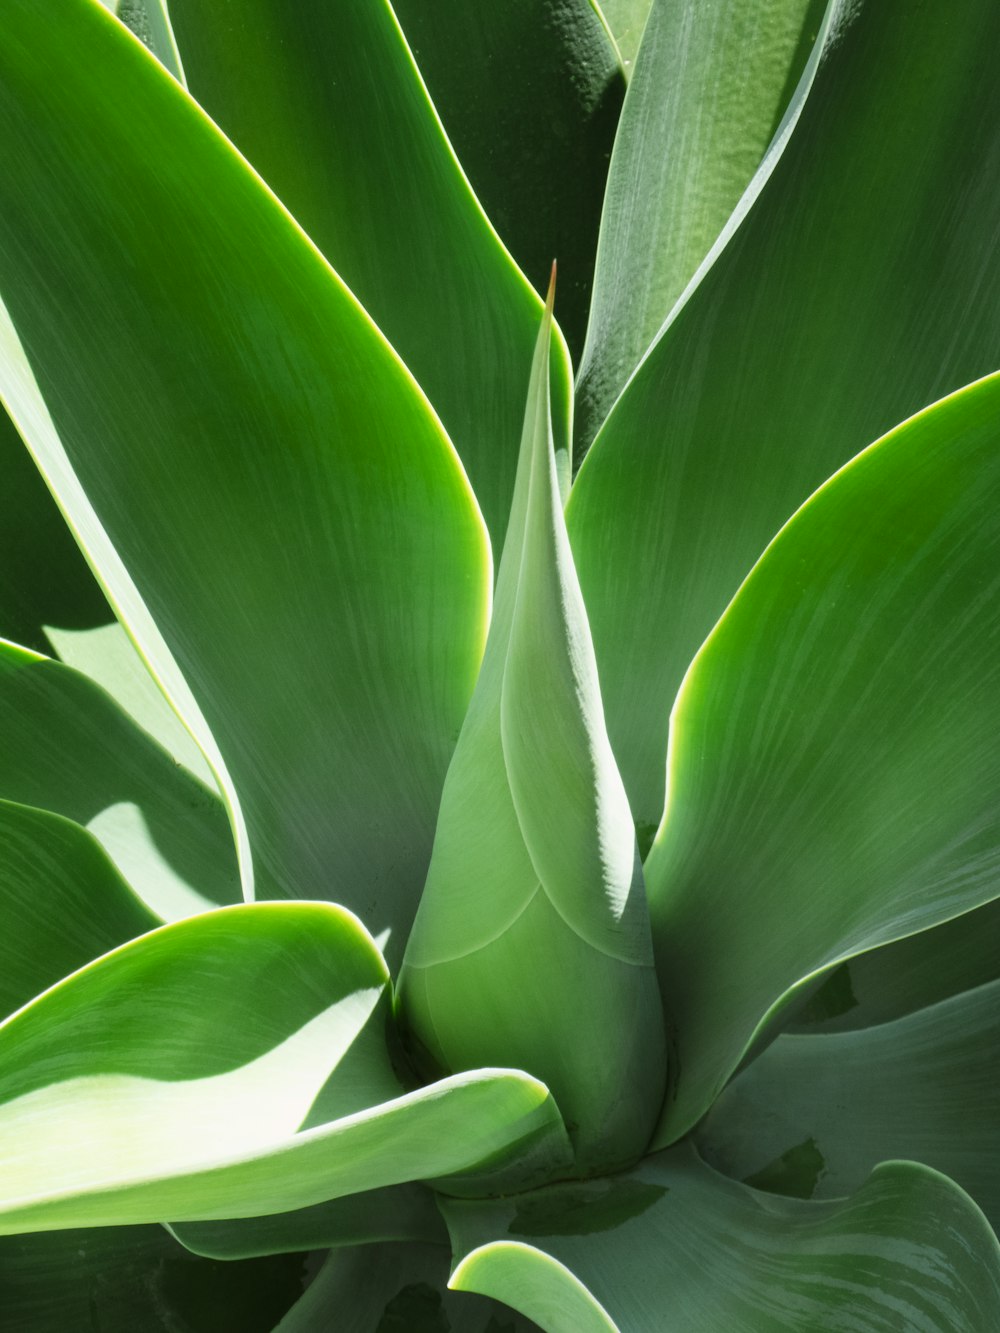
166;0;574;547
0;902;568;1235
569;0;1000;838
642;374;1000;1142
444;1142;1000;1331
0;0;491;961
398;280;665;1172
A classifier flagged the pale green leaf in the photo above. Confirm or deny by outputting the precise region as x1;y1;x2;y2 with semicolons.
444;1143;1000;1332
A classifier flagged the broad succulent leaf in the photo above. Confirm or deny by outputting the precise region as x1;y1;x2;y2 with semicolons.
569;0;1000;838
0;901;568;1234
0;641;238;921
397;279;666;1172
165;0;574;551
0;0;491;963
444;1143;1000;1332
391;0;625;364
699;977;1000;1229
576;0;827;451
643;373;1000;1142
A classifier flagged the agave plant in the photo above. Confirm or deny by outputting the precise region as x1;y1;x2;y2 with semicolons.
1;0;1000;1327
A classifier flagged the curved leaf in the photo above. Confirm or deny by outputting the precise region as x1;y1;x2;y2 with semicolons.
0;1224;307;1332
166;0;574;548
792;896;1000;1035
392;0;624;362
99;0;185;81
0;799;157;1022
576;0;827;450
170;1182;446;1260
568;0;1000;839
698;978;1000;1230
594;0;651;70
642;374;1000;1142
0;902;569;1234
0;0;490;960
0;642;238;921
276;1242;538;1333
444;1142;1000;1332
398;282;666;1172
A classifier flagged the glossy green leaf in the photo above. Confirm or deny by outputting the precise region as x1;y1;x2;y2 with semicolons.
0;642;238;921
276;1242;538;1333
792;897;1000;1034
0;0;490;961
576;0;827;451
0;1224;307;1332
170;1182;446;1260
642;374;1000;1143
398;282;665;1172
0;408;110;654
0;799;157;1022
166;0;573;548
392;0;624;363
0;902;568;1234
699;978;1000;1231
444;1142;1000;1332
569;0;1000;840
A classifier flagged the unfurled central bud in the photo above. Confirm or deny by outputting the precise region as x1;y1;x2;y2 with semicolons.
396;270;667;1175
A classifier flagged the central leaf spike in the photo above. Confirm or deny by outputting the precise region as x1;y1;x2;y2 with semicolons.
397;270;667;1174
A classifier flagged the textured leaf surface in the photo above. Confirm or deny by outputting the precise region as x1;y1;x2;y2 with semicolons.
166;0;573;549
276;1242;539;1333
0;1224;307;1332
576;0;826;450
399;283;665;1171
642;375;1000;1142
444;1143;1000;1332
0;0;490;961
699;978;1000;1231
569;0;1000;838
0;903;566;1233
0;800;157;1022
0;642;238;921
392;0;624;362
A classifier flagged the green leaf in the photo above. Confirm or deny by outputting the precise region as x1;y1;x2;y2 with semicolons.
0;902;568;1234
698;977;1000;1231
792;897;1000;1034
170;1182;446;1260
398;280;666;1173
593;0;651;71
0;1224;307;1332
98;0;185;82
0;407;110;654
641;373;1000;1143
568;0;1000;840
0;0;491;962
0;799;158;1022
165;0;573;549
0;642;239;921
392;0;624;363
576;0;827;451
276;1242;538;1333
444;1142;1000;1332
